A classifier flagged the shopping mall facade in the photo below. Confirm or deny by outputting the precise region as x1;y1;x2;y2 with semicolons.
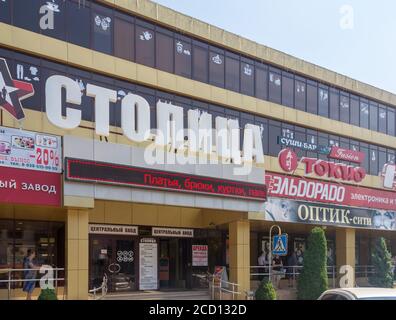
1;0;396;299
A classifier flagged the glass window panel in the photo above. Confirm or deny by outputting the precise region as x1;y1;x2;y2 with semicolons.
350;97;359;126
360;100;369;129
329;89;339;120
156;31;174;73
135;24;155;67
387;108;395;136
369;102;378;132
282;74;294;108
209;50;225;88
379;149;387;171
295;79;306;111
92;10;113;55
13;0;41;33
66;0;90;48
268;71;281;104
378;106;387;134
41;0;66;40
360;146;369;172
340;93;350;123
307;82;318;115
175;38;192;78
241;61;254;96
369;147;378;175
268;123;281;156
114;17;134;61
255;65;268;100
225;56;240;92
192;43;208;83
0;0;11;23
318;86;329;117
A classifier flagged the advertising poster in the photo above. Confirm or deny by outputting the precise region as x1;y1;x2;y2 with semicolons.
192;245;208;267
139;239;158;290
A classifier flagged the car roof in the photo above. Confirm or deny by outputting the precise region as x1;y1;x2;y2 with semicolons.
323;288;396;299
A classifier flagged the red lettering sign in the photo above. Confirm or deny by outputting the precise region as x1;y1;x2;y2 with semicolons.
0;167;61;206
266;172;396;211
328;146;365;164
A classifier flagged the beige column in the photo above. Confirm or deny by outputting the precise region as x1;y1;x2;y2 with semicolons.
336;228;355;288
66;209;89;300
229;220;250;299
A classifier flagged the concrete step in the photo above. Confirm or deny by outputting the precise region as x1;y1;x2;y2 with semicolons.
104;290;211;300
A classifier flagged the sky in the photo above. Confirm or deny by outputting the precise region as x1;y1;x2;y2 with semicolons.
153;0;396;94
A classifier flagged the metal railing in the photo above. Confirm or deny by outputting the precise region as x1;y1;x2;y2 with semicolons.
192;273;244;300
88;274;108;300
0;267;65;300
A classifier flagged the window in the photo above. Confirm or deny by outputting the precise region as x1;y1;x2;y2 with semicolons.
255;117;268;155
255;64;268;100
114;15;134;61
192;41;208;83
295;78;306;111
318;86;329;117
360;100;369;129
175;37;192;78
156;29;174;73
268;69;281;104
209;48;225;88
241;59;254;96
41;0;66;40
66;0;90;48
135;21;155;67
0;0;11;23
92;7;113;55
369;146;378;175
340;92;350;123
350;96;359;126
379;148;387;171
387;108;395;136
306;130;317;158
329;88;339;120
318;133;329;160
360;144;369;172
369;102;378;132
268;121;281;156
378;105;387;134
13;0;41;33
281;72;294;108
225;53;240;92
307;81;318;115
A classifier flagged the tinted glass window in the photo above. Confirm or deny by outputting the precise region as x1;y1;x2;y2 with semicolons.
135;23;155;67
350;97;359;126
255;65;268;100
369;102;378;132
318;87;329;117
0;0;11;23
378;106;387;134
329;89;339;120
268;71;281;104
307;81;318;115
360;100;369;129
156;30;174;73
209;49;225;88
66;0;90;48
268;121;281;156
379;148;387;171
40;0;66;40
114;16;134;61
340;93;350;123
388;108;395;136
295;79;306;111
369;146;378;175
241;60;254;96
192;42;208;82
225;55;240;92
175;38;192;78
282;74;294;108
92;9;113;55
13;0;41;33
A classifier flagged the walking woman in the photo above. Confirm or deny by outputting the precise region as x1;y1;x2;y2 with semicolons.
23;249;38;300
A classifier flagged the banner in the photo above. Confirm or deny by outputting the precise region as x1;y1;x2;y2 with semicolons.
192;245;208;267
264;197;396;231
0;167;61;206
0;126;61;173
266;172;396;211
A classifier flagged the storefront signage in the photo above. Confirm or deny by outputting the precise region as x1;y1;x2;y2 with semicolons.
266;172;396;211
88;224;138;236
192;245;208;266
65;158;267;201
328;146;364;164
0;167;60;206
278;148;366;183
277;136;330;154
381;163;396;190
0;126;61;173
152;227;194;238
264;197;396;231
139;238;158;290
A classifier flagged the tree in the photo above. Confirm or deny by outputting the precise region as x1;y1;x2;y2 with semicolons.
255;280;277;300
369;237;394;288
297;227;328;300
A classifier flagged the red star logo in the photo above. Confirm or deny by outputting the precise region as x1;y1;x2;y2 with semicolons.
0;58;34;121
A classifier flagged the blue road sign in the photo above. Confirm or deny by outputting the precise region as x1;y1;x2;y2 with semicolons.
272;234;288;256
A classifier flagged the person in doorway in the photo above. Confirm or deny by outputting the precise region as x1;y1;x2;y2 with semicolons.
257;250;268;281
272;255;283;289
23;249;38;300
286;251;298;287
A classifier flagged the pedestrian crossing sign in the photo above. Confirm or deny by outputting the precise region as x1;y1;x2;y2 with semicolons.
272;234;288;256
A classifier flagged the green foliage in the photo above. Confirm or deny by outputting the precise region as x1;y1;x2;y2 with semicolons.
38;288;58;300
255;280;277;300
369;237;394;288
297;227;328;300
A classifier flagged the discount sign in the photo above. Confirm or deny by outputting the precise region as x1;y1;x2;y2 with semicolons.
0;126;61;173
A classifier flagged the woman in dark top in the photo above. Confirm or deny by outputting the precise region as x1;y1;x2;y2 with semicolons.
23;249;38;300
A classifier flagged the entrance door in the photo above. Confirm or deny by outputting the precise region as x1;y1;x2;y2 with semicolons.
89;236;136;292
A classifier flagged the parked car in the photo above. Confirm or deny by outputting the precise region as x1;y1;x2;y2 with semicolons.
318;288;396;300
